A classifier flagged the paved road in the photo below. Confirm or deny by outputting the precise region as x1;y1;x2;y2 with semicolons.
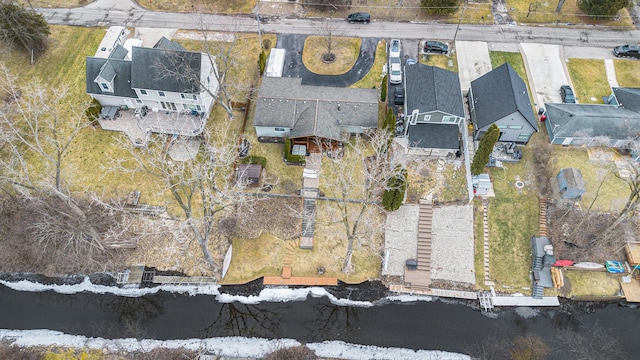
36;0;638;49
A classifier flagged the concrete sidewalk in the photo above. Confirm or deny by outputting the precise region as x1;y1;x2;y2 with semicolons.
604;59;620;88
455;41;492;93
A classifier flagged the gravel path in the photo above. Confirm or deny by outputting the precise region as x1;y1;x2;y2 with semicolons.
431;204;475;284
383;205;419;276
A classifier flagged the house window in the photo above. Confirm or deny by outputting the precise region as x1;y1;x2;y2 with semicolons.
181;94;197;100
140;89;147;95
518;133;530;140
100;83;109;90
158;91;166;97
420;114;431;123
442;116;457;123
135;99;143;104
508;125;523;129
275;128;285;132
497;125;508;129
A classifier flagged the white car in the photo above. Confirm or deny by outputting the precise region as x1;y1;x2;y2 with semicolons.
389;58;402;84
389;39;401;59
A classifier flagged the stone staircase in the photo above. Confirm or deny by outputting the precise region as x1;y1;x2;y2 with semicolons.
282;239;298;279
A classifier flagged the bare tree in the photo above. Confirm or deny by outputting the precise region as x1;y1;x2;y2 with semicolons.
110;124;255;273
0;64;105;250
320;129;405;273
318;20;342;63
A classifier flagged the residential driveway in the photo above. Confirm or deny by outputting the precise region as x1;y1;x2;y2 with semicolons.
520;43;571;108
277;34;379;87
455;41;492;93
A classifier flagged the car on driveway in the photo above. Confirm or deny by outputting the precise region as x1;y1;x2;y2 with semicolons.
389;58;402;84
423;41;448;54
405;58;417;66
389;39;401;58
560;85;576;103
347;12;370;24
613;45;640;59
393;87;405;105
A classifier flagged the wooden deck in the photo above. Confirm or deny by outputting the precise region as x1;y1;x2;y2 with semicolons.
621;277;640;302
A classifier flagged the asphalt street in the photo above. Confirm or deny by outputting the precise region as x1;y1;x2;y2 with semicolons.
36;0;639;49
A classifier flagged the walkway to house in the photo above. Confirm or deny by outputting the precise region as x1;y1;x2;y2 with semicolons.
482;200;493;286
300;153;322;249
604;59;620;88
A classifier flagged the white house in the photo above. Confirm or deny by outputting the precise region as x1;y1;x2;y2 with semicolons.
86;28;219;137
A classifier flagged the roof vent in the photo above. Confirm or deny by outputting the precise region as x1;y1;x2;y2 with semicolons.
337;103;341;111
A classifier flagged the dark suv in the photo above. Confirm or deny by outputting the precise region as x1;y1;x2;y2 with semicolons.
613;45;640;59
347;12;370;24
423;41;449;54
560;85;576;103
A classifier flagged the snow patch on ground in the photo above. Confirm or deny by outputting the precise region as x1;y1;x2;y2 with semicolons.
0;278;433;307
0;330;470;360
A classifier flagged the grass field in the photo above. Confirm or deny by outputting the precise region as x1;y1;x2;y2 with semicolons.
302;36;361;76
614;59;640;88
556;269;622;298
350;39;386;89
420;53;457;72
507;0;634;28
566;58;610;104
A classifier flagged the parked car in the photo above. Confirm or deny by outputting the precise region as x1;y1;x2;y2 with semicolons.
394;87;405;105
560;85;576;103
347;12;370;24
389;39;401;58
423;41;449;54
613;45;640;59
405;58;417;66
389;58;402;84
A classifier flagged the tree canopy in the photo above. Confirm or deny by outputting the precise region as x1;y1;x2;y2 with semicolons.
0;1;50;59
577;0;629;19
471;124;500;175
420;0;460;15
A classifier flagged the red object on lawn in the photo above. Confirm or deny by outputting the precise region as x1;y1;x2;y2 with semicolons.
553;259;574;267
540;114;547;122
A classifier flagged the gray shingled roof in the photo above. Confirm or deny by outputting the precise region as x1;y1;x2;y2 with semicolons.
130;47;202;93
408;123;459;150
545;103;640;140
98;61;116;82
86;57;138;98
109;45;128;60
405;63;464;118
612;87;640;114
153;37;187;51
255;77;379;141
470;63;537;130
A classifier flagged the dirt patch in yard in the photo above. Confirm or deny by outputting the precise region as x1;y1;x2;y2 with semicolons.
234;197;302;240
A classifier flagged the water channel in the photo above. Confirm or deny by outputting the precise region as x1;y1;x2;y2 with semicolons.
1;283;639;358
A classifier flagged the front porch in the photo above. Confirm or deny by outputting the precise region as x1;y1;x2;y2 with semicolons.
290;136;344;157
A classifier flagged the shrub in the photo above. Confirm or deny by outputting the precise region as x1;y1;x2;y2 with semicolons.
577;0;629;19
258;49;267;76
384;108;395;134
284;138;305;164
421;0;459;15
241;155;267;168
85;98;102;126
380;74;387;102
383;166;407;211
471;123;500;175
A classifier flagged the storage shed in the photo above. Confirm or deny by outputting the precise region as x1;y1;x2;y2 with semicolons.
556;168;586;199
236;164;262;187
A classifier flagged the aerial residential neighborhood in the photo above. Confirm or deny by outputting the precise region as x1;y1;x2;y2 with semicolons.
1;0;640;358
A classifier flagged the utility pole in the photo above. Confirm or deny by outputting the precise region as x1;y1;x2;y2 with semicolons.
453;1;467;43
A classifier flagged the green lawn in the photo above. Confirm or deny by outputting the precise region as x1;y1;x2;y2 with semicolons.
473;199;486;288
351;39;386;90
566;58;610;104
556;269;622;298
420;54;458;72
507;0;634;28
614;59;640;88
487;136;541;291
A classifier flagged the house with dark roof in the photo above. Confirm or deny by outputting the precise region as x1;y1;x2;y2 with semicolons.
398;63;465;157
468;63;537;144
253;77;378;152
86;28;218;137
544;94;640;148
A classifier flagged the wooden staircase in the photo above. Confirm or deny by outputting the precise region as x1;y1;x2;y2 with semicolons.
405;202;433;289
539;196;548;237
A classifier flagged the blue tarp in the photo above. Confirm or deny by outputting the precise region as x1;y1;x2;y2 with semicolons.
605;260;624;273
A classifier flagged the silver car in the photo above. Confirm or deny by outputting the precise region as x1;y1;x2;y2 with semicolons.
389;39;401;59
389;58;402;84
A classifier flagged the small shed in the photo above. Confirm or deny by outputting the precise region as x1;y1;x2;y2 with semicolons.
472;174;492;196
556;168;586;199
266;48;285;77
236;164;262;187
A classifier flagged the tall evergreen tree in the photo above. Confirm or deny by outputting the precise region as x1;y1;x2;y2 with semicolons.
0;1;50;59
421;0;460;15
471;124;500;175
577;0;629;19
